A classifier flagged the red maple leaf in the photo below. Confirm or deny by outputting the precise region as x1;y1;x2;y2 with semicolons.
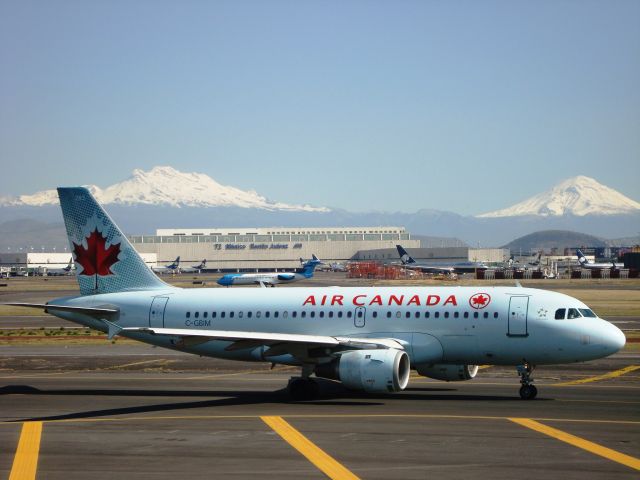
73;229;120;276
472;295;487;306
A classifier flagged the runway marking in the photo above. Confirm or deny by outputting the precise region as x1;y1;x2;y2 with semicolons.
554;365;640;386
261;416;360;480
509;418;640;471
100;359;175;370
2;413;637;426
9;421;42;480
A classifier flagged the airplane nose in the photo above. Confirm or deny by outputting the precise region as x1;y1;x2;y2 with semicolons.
602;321;626;353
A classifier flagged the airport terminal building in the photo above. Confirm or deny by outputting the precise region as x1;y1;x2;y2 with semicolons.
128;227;419;272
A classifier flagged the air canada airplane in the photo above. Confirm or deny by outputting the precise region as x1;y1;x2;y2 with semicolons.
576;249;624;270
396;245;487;274
7;188;625;400
217;255;322;287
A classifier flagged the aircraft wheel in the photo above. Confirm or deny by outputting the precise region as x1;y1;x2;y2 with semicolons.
519;384;538;400
288;378;319;401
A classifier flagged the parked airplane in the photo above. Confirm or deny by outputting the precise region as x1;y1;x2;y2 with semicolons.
7;188;625;401
45;257;75;276
396;245;487;274
576;249;624;270
181;259;207;274
152;256;180;274
217;255;322;287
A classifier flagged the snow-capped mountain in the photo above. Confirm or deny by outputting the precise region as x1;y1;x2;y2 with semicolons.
477;176;640;218
1;166;330;212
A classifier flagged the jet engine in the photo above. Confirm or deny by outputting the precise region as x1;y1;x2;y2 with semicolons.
315;348;410;393
416;364;479;381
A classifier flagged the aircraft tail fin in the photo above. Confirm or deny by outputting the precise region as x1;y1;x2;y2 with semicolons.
576;249;589;266
396;245;416;264
57;187;170;295
301;254;321;277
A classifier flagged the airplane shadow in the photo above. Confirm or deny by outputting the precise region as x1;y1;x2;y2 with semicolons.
1;381;537;423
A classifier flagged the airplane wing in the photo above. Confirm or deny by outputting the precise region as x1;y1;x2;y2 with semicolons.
114;325;405;359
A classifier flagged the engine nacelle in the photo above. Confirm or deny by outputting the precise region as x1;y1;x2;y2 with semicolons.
315;349;410;393
416;364;479;381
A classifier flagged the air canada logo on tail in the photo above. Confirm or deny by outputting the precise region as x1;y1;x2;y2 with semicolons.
73;229;121;276
469;293;491;309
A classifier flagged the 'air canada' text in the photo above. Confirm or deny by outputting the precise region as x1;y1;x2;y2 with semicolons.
302;294;458;307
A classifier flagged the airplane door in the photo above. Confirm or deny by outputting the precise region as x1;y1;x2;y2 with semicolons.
354;307;366;328
507;296;529;337
149;296;169;328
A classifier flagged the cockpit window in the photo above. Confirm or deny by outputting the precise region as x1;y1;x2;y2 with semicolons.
567;308;582;319
579;309;596;318
554;308;566;320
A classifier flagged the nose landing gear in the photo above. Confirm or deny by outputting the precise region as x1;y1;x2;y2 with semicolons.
517;363;537;400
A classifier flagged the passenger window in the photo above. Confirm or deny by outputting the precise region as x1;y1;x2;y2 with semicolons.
265;312;270;318
493;312;498;318
203;312;208;318
555;308;566;320
256;311;261;318
406;312;411;318
454;312;459;318
425;312;430;318
238;312;242;318
212;312;216;318
358;311;363;318
195;312;199;318
372;311;377;318
283;312;288;318
435;312;440;318
319;312;324;318
463;312;468;319
567;308;582;319
186;312;191;318
329;312;333;318
247;312;252;318
274;312;279;318
387;312;392;318
292;311;297;318
483;312;488;318
301;312;306;318
415;312;420;318
338;311;343;318
221;312;226;318
347;311;352;318
474;312;479;319
230;312;234;318
444;312;449;318
311;312;315;318
396;311;401;318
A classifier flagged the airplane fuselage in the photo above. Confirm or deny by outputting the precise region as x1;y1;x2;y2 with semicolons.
50;286;624;368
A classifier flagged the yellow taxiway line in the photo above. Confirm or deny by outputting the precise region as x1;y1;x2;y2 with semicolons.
509;418;640;471
9;421;42;480
554;365;640;386
261;416;360;480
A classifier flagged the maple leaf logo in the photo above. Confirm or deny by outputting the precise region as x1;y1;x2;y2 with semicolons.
469;293;491;309
73;229;121;276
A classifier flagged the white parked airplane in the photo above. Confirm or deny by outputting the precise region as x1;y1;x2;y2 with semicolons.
181;259;207;274
217;255;322;287
396;245;487;274
7;188;626;400
45;257;75;276
577;249;624;270
152;256;180;274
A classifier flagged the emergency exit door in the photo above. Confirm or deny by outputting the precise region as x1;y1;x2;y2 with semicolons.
149;296;169;328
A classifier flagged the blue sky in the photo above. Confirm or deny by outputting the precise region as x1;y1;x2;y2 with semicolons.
1;0;638;214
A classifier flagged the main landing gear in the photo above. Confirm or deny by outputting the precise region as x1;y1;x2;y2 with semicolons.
287;364;319;401
517;362;537;400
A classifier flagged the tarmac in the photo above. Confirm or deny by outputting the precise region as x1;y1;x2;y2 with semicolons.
0;274;639;478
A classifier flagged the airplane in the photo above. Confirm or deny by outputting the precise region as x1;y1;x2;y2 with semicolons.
6;187;625;401
45;257;75;276
152;256;180;274
217;255;322;287
396;245;488;274
576;249;624;270
181;259;207;274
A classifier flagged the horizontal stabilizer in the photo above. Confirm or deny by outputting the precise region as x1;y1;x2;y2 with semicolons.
4;303;119;316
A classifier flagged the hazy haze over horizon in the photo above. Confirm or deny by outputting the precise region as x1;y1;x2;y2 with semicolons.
1;1;638;214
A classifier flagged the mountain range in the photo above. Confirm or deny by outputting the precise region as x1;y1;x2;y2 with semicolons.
1;167;639;249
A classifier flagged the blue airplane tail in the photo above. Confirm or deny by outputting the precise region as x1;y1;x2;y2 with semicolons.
301;254;321;278
396;245;416;264
57;187;170;295
576;249;588;266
